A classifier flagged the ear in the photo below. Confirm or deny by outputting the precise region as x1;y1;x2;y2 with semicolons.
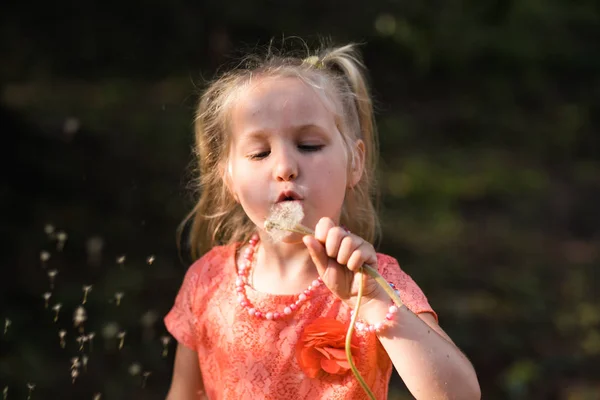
349;139;365;188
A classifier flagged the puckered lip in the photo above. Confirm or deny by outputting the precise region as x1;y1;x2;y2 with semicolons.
276;190;303;203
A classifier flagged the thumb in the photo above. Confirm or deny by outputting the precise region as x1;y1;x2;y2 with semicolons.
303;235;329;278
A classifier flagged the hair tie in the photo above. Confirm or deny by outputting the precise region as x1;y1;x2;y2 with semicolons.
303;56;324;69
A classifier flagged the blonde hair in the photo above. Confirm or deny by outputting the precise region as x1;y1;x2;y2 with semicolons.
181;43;380;259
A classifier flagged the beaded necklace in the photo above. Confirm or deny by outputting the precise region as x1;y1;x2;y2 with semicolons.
235;234;323;320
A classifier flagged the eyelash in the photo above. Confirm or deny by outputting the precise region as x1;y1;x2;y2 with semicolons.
248;144;324;160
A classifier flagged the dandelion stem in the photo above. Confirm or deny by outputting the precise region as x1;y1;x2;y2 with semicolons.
266;214;405;399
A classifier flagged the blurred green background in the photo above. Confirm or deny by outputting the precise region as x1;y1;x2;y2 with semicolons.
1;1;599;399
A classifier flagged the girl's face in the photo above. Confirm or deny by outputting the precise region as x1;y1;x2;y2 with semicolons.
226;76;363;240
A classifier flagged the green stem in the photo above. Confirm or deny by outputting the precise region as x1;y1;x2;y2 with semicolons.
346;269;376;400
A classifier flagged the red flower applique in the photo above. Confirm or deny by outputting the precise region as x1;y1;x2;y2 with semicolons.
296;317;359;378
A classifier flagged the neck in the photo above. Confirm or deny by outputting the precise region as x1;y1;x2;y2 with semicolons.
255;231;318;282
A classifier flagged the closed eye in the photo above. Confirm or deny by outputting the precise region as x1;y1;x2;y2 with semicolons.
298;144;324;152
248;151;270;160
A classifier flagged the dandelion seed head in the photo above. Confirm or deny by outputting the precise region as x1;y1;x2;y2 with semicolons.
146;255;155;265
44;224;55;235
116;255;126;264
59;330;67;338
47;269;58;278
264;202;306;241
161;336;171;346
43;292;52;300
53;303;62;311
56;232;68;242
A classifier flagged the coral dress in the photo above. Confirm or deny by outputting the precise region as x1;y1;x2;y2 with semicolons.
165;244;436;400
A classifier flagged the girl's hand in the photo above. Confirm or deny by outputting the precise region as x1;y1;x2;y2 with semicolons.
303;217;385;309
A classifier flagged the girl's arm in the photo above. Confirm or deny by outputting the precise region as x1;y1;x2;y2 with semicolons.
304;218;481;400
361;294;481;400
166;343;206;400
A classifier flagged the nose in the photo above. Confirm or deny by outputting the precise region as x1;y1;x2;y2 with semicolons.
273;147;298;182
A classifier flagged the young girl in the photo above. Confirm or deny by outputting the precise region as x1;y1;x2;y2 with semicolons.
164;43;480;399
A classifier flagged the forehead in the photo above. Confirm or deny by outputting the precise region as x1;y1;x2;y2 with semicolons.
229;76;339;139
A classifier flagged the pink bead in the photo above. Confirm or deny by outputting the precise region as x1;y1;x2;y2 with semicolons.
307;285;312;291
312;280;321;287
273;312;280;320
255;311;262;318
248;308;256;316
266;312;273;320
374;322;383;331
386;313;393;320
290;304;297;310
240;300;248;307
389;305;398;313
284;307;291;315
298;293;307;302
303;290;311;296
236;287;244;293
237;294;245;302
235;277;244;286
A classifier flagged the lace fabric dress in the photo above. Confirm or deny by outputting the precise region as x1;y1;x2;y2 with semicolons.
165;244;437;400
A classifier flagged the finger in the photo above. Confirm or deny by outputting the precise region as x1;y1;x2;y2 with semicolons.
303;235;330;278
325;226;348;259
314;217;336;243
347;242;378;272
336;235;360;266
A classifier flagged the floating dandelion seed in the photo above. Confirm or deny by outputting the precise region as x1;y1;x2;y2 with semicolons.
73;306;87;329
116;255;126;266
47;269;58;289
3;386;7;400
63;117;80;136
4;318;11;335
82;285;92;304
82;354;89;371
142;371;151;388
146;255;155;265
56;231;68;252
71;369;79;384
26;383;35;400
59;330;67;348
101;322;119;340
161;336;171;357
76;335;87;351
71;357;80;370
114;292;124;306
52;303;62;322
140;310;158;328
87;332;95;352
40;251;50;267
43;292;52;308
44;224;55;236
117;331;126;349
128;363;141;376
93;393;101;400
